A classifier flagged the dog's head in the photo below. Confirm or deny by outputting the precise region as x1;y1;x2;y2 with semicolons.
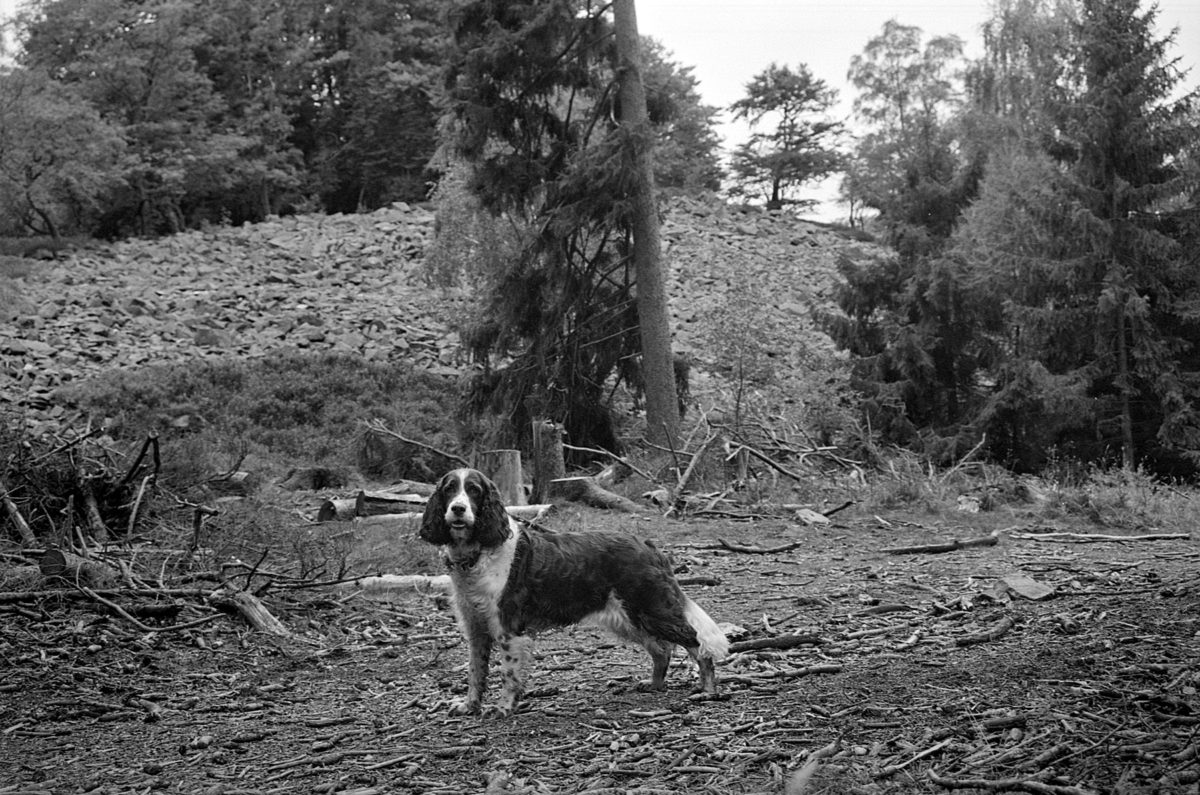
419;468;512;548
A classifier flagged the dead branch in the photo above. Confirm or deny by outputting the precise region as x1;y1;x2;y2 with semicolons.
785;739;841;795
363;419;469;467
729;633;824;653
675;432;721;497
876;737;954;779
78;585;222;633
885;531;999;555
956;615;1016;647
121;432;161;486
209;587;291;636
79;478;111;542
728;442;807;482
127;474;155;536
717;538;805;554
561;443;654;482
928;768;1098;795
1010;530;1190;543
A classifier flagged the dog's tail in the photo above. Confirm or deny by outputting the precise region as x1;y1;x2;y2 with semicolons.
684;597;730;660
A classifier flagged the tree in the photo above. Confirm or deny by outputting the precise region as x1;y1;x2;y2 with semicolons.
0;68;124;237
642;40;723;193
441;0;700;455
728;63;841;208
613;0;679;447
956;0;1200;472
842;20;967;233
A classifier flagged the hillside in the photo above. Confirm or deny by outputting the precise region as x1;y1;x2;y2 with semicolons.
0;195;887;438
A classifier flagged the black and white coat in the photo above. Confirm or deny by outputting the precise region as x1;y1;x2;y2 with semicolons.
419;468;729;717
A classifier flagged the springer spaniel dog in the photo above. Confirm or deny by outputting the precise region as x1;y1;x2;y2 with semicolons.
420;468;729;717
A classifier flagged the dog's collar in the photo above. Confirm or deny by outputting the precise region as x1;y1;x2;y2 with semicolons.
443;548;482;571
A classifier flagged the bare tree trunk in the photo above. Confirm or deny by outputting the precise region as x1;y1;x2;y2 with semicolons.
613;0;680;448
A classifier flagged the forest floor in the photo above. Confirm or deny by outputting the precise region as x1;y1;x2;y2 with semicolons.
3;502;1198;795
2;199;1198;794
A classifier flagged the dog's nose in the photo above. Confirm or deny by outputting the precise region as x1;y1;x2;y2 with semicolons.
451;504;465;516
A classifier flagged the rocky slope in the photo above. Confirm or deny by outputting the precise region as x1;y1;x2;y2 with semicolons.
0;196;888;436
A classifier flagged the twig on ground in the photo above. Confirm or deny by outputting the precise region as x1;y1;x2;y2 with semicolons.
1010;531;1190;543
717;538;805;554
785;739;841;795
956;615;1016;647
928;767;1098;795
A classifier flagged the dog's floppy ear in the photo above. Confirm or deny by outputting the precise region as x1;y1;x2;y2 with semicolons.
473;471;513;548
419;473;453;545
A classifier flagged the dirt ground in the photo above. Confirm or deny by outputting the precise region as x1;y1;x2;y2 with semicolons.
2;504;1198;795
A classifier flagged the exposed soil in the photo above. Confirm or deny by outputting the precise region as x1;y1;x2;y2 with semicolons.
3;506;1198;794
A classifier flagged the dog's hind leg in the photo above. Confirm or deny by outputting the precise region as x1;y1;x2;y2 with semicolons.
634;638;674;691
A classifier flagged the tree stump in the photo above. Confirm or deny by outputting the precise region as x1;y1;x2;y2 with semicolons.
480;449;526;505
531;419;566;504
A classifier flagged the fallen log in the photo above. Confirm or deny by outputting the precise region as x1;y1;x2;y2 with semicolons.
40;548;118;588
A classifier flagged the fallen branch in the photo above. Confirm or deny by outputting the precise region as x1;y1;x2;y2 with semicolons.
876;737;954;779
717;538;805;554
209;587;291;636
928;768;1098;795
336;574;452;595
1010;531;1190;543
729;633;824;653
785;739;841;795
956;615;1015;647
885;531;999;555
363;419;469;468
78;586;222;633
561;443;654;483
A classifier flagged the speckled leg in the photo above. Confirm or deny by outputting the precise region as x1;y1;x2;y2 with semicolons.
485;634;531;717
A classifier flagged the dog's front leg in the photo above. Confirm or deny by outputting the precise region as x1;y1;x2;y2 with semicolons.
450;616;491;715
484;634;531;718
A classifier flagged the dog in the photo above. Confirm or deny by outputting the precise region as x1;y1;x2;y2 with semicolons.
419;468;729;717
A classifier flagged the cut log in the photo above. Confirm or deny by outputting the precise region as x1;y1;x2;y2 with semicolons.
480;449;526;505
39;548;118;588
531;419;566;504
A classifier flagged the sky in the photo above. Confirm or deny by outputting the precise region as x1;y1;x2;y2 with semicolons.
634;0;1200;217
1;0;1197;217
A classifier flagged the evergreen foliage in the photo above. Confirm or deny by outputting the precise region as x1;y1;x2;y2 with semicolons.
828;0;1200;475
728;62;843;208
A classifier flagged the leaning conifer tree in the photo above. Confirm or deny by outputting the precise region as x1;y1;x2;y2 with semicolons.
438;0;681;455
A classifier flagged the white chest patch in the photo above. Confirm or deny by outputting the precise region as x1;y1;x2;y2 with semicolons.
448;522;520;635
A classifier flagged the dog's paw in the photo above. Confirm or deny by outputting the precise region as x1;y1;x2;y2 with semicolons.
482;703;515;718
448;698;482;716
633;679;669;692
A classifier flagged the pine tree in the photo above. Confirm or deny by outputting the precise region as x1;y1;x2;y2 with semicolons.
956;0;1200;471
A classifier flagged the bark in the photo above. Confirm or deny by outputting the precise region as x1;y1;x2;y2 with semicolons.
613;0;680;447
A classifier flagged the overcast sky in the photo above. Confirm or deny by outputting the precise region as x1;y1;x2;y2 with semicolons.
636;0;1200;147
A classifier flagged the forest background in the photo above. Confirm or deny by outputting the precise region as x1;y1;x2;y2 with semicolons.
0;0;1198;481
